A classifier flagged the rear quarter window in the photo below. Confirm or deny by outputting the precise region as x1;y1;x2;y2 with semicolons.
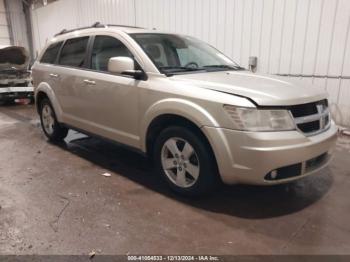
40;42;63;64
58;37;89;67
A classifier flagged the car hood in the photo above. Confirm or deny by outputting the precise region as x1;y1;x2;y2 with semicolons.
0;46;29;71
171;71;327;106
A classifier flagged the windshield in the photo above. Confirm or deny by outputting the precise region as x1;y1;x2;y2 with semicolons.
131;33;244;75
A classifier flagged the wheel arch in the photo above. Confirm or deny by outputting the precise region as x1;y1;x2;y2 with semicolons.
145;113;217;165
35;91;48;113
140;98;219;152
35;82;63;122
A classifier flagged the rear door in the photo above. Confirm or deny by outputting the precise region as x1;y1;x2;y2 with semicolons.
33;41;63;103
54;36;90;124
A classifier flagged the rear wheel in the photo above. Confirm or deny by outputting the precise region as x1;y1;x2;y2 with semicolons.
154;126;219;196
39;98;68;141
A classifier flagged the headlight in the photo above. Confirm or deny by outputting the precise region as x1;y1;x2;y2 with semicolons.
223;105;296;131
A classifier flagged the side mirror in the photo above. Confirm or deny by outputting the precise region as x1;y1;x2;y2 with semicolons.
108;57;144;80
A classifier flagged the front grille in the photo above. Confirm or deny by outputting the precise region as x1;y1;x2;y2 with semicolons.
297;120;320;133
290;99;330;136
290;101;320;117
0;82;29;88
13;82;29;87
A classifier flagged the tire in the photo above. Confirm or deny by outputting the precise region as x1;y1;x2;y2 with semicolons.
39;98;68;142
154;126;220;196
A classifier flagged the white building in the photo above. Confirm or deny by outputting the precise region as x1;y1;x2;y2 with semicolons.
5;0;350;127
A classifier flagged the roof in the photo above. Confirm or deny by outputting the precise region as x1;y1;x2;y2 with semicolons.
47;22;176;47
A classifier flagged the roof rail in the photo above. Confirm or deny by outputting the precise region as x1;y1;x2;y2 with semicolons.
54;29;68;36
91;22;105;28
54;22;144;37
106;24;144;29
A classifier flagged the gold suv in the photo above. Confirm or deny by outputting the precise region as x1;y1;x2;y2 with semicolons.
32;23;338;196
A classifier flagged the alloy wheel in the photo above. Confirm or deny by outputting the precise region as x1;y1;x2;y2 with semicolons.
41;104;55;135
161;137;200;188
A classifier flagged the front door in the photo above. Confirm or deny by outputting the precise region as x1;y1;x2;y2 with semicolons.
71;35;141;148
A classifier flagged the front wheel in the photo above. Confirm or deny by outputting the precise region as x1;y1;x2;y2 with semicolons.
39;98;68;142
154;126;219;196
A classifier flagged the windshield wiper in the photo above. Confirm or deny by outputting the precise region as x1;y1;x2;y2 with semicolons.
159;66;203;71
202;65;245;71
159;66;205;76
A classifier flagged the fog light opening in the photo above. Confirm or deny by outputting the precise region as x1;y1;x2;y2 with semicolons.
264;163;302;181
270;170;278;179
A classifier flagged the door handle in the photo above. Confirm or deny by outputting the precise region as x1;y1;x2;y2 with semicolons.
83;79;96;85
49;73;59;78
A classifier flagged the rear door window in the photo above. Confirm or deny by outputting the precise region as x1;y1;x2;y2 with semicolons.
58;37;89;67
40;41;63;64
91;35;133;72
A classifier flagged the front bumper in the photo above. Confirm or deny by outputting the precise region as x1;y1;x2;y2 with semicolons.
202;122;338;185
0;77;31;86
0;86;34;101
